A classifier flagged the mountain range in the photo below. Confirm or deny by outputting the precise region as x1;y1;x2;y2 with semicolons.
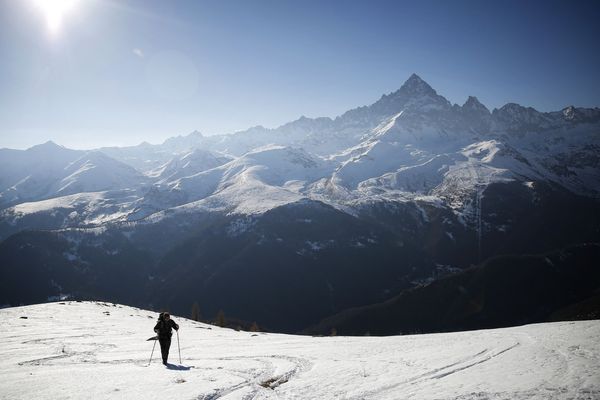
1;74;599;333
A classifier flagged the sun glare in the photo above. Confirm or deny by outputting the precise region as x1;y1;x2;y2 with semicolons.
34;0;78;34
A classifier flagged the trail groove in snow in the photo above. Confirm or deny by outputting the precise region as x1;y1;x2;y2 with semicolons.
193;355;311;399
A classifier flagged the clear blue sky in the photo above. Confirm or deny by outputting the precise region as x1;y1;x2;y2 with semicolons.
1;0;599;149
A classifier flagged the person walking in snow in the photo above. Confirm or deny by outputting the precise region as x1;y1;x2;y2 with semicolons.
154;312;179;365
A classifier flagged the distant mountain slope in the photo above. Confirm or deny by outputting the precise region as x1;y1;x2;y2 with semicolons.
52;151;150;196
149;148;232;183
0;144;149;209
0;141;84;207
304;243;600;336
0;230;154;307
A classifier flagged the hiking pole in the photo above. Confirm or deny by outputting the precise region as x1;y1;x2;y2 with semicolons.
177;330;181;364
148;338;157;366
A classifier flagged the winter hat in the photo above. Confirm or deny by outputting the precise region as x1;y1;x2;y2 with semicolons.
158;312;169;320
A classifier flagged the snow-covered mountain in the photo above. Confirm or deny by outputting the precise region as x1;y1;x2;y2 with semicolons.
149;148;233;184
0;144;149;210
114;75;599;219
1;302;599;399
52;151;150;196
99;131;209;173
1;74;599;334
146;145;335;215
0;141;84;207
3;74;598;223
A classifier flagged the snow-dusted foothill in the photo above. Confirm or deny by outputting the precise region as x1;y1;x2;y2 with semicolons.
1;302;598;400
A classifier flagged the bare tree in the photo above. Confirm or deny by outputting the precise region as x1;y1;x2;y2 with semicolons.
216;309;226;327
191;302;201;321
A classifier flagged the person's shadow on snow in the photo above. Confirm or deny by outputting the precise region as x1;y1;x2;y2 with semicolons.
165;363;192;371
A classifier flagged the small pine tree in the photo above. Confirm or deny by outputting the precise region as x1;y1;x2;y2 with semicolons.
250;322;260;332
216;309;226;327
191;302;201;322
330;327;337;337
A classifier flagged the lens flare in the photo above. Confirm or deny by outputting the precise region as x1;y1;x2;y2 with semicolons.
34;0;78;34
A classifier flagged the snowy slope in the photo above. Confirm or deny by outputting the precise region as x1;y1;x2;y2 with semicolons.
0;142;84;207
0;151;150;234
52;151;150;196
0;145;148;210
149;148;232;183
0;302;599;400
0;189;141;233
99;141;175;173
143;145;335;215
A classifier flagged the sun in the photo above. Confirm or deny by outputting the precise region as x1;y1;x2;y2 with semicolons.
34;0;79;34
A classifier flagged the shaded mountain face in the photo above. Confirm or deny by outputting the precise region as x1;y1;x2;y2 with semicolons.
0;74;599;333
304;243;600;336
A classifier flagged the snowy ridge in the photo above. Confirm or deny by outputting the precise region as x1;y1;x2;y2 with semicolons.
0;147;148;210
1;190;141;228
0;142;84;207
0;302;598;399
149;148;232;183
151;145;333;216
54;151;149;196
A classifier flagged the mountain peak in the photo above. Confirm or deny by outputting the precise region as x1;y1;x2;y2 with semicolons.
26;140;76;154
407;73;426;83
464;96;481;106
359;73;450;118
162;130;205;148
28;140;61;150
462;96;490;115
495;103;540;115
398;73;436;96
562;105;576;120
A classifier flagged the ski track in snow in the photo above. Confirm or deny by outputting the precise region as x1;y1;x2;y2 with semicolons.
193;355;311;399
1;302;599;400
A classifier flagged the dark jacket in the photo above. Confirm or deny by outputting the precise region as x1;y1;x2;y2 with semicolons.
154;316;179;339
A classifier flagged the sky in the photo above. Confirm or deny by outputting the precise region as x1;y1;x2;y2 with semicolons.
0;0;599;150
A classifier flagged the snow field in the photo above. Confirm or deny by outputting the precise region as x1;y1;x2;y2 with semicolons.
1;302;599;399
